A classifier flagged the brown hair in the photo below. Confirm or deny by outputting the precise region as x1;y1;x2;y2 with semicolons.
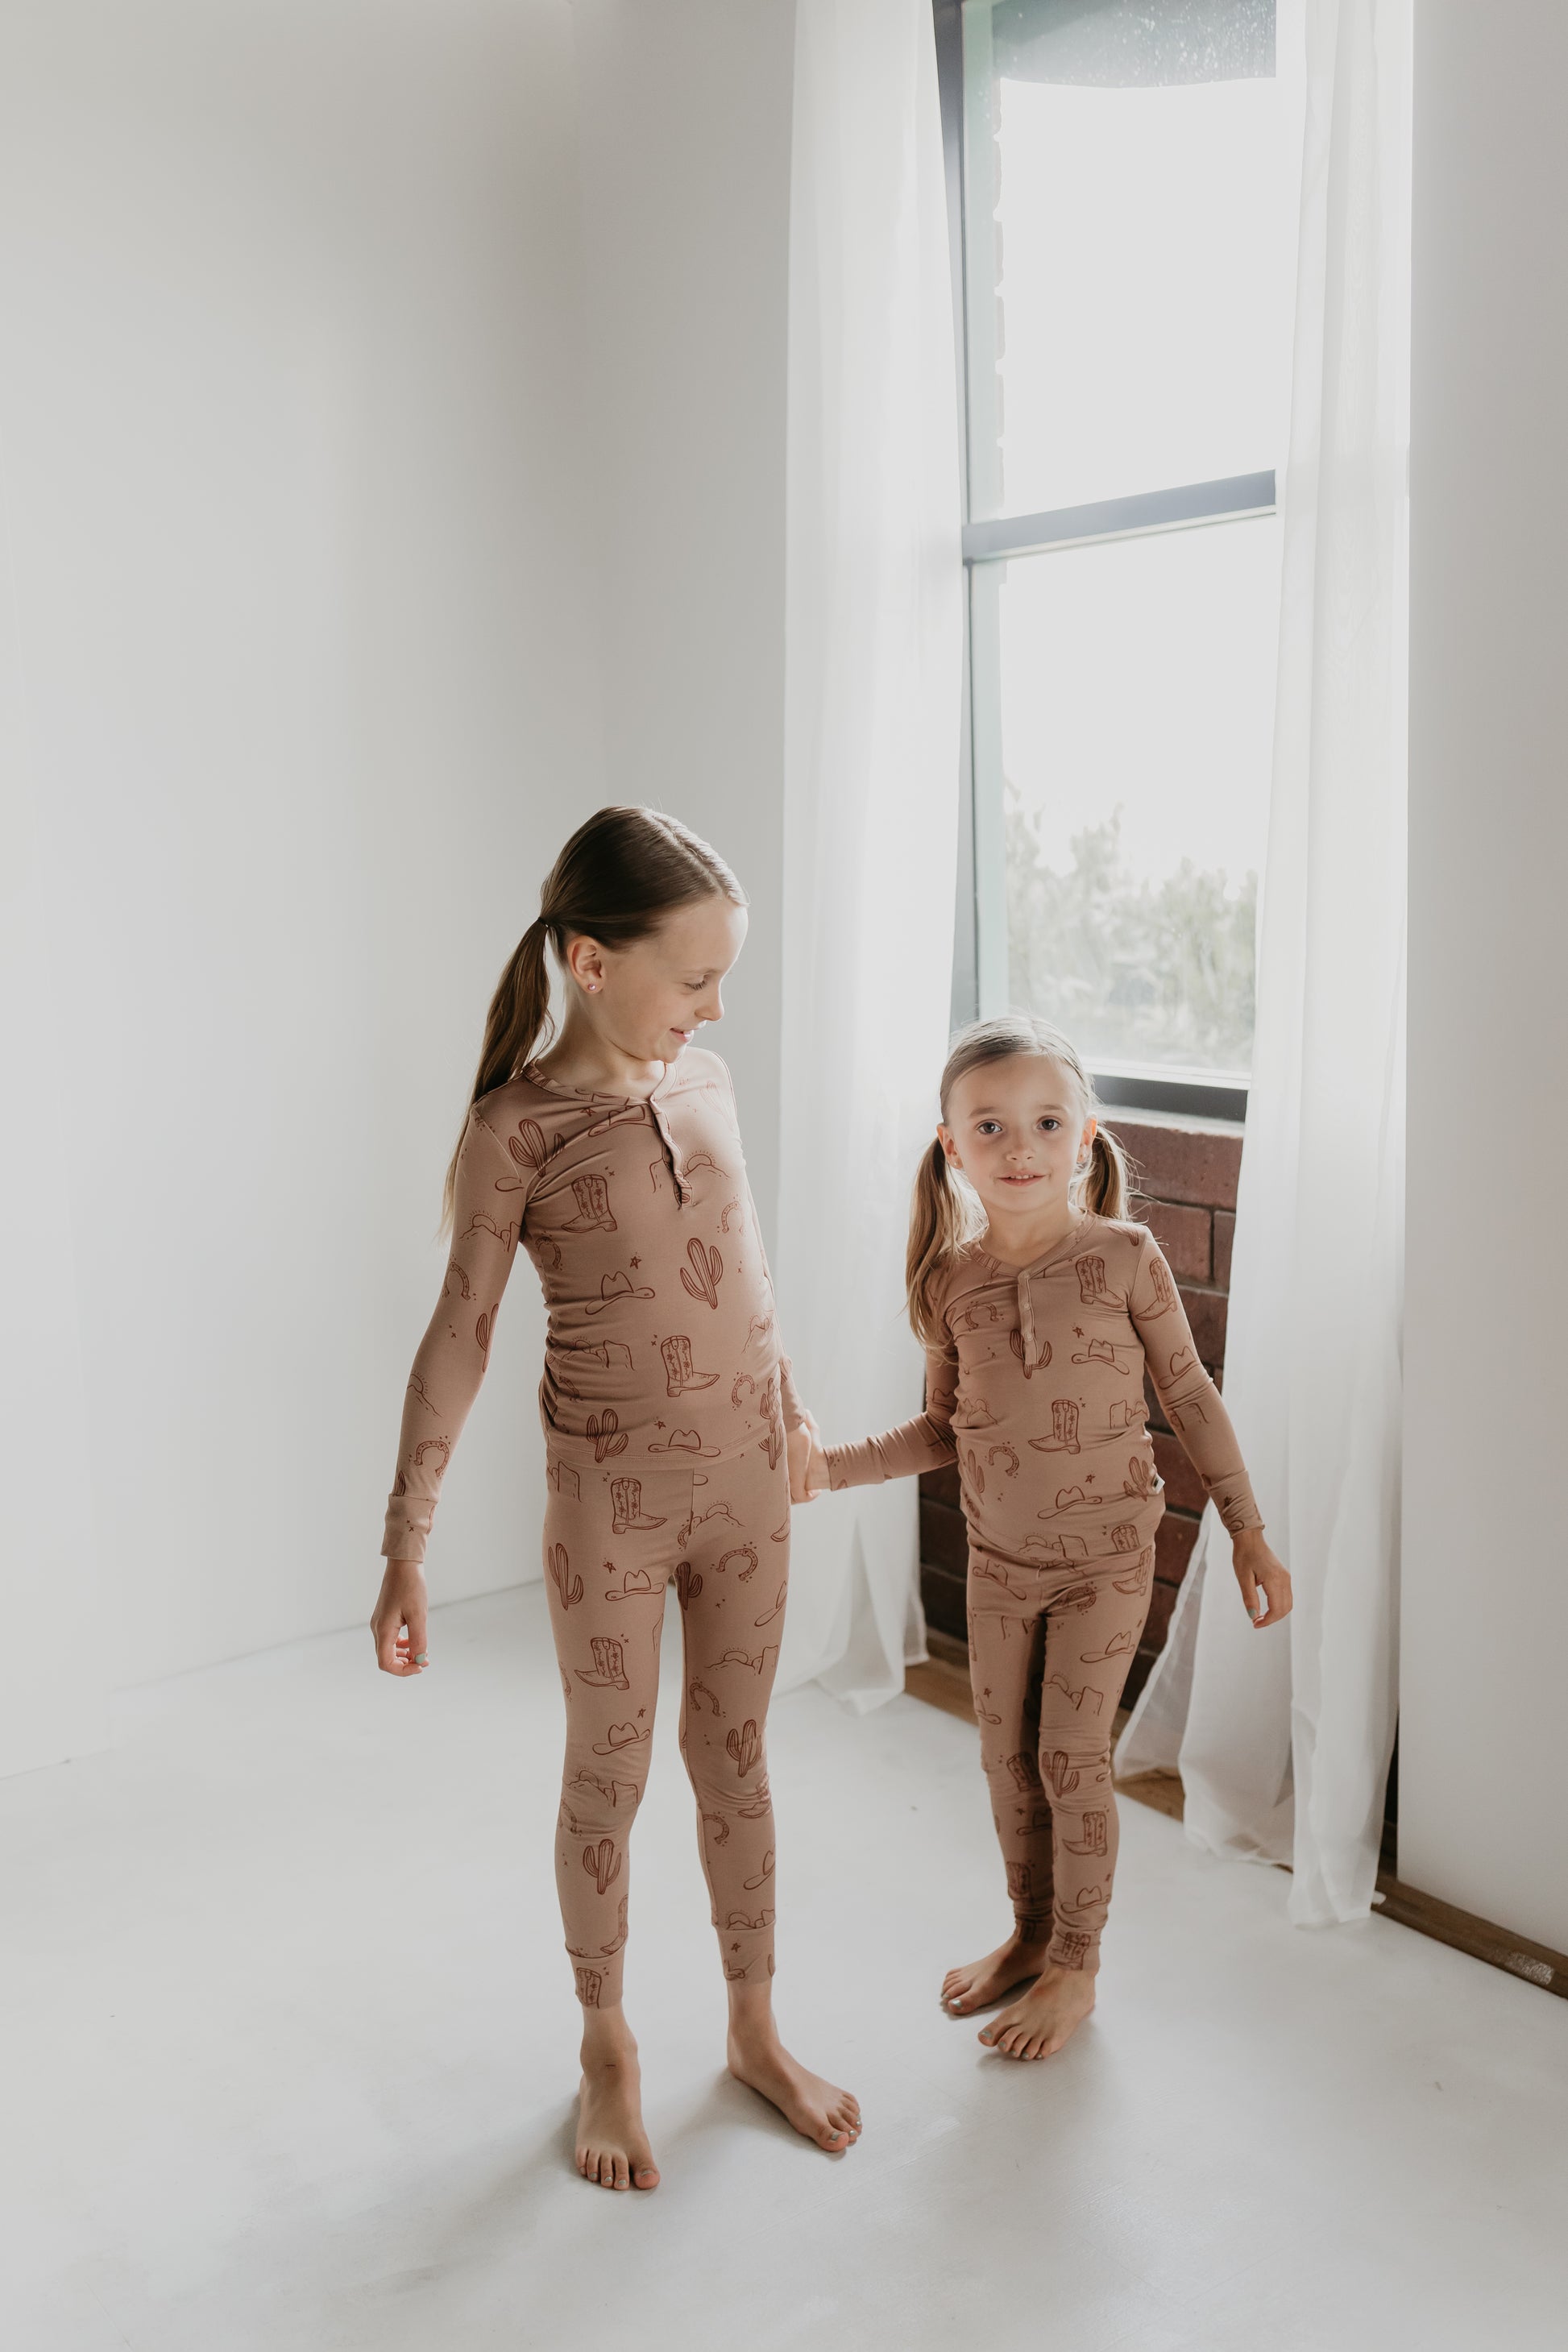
905;1014;1134;1344
442;805;745;1228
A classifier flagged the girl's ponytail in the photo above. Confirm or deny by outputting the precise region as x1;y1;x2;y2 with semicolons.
1081;1124;1131;1220
442;919;554;1230
906;1136;979;1346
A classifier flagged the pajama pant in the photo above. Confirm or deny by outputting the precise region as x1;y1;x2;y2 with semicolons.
967;1536;1156;1973
543;1441;790;2007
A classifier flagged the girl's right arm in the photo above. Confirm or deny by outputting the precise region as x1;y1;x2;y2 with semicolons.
790;1341;959;1501
372;1108;529;1674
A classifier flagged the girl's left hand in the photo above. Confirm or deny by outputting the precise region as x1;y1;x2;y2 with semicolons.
1231;1529;1292;1628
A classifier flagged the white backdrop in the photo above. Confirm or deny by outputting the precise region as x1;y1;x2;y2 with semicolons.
774;0;963;1708
0;0;600;1750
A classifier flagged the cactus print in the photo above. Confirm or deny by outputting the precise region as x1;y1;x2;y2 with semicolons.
381;1047;805;2007
824;1214;1266;1977
544;1444;787;2006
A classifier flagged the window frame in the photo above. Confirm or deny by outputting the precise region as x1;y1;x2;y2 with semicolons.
935;0;1277;1122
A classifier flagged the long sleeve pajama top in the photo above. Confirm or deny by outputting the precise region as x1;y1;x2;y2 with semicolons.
383;1047;804;1564
823;1216;1262;1566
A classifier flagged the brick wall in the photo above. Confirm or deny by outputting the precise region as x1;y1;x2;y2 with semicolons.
917;1111;1243;1710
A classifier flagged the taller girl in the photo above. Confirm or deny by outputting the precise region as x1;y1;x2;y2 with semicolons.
372;807;860;2192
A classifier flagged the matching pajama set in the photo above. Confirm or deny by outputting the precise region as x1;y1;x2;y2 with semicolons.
825;1216;1262;1975
382;1047;805;2007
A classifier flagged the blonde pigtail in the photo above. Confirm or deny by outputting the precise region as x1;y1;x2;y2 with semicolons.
906;1136;979;1346
1081;1124;1132;1220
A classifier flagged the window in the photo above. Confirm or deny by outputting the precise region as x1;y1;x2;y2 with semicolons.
940;0;1298;1116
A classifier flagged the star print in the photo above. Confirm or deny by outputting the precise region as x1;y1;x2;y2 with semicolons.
630;1255;641;1268
1073;1326;1085;1338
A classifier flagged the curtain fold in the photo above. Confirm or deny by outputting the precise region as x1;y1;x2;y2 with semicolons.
1118;0;1412;1925
774;0;962;1711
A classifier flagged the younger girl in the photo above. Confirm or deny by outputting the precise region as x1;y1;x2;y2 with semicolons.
372;806;861;2191
792;1015;1291;2061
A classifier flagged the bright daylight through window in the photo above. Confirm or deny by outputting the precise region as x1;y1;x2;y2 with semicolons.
952;0;1297;1100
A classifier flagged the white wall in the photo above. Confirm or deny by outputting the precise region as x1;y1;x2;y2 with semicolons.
0;0;604;1719
1401;2;1568;1946
572;0;798;1234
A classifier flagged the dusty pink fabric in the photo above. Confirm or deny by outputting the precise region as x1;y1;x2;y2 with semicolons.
381;1044;803;2001
824;1213;1262;1968
384;1047;803;1565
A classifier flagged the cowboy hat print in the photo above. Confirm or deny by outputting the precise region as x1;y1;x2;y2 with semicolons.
586;1268;656;1315
606;1568;659;1602
592;1721;650;1756
647;1426;720;1458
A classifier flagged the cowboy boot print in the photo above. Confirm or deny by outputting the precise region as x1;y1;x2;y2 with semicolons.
1143;1251;1177;1316
577;1635;630;1690
1004;1751;1043;1794
1064;1808;1108;1857
546;1544;583;1608
1113;1553;1151;1595
679;1237;724;1309
661;1333;719;1397
1029;1396;1081;1454
586;1408;628;1463
1006;1859;1035;1908
562;1172;616;1232
1054;1931;1093;1968
574;1965;603;2006
1076;1254;1110;1305
611;1476;665;1533
1109;1520;1143;1553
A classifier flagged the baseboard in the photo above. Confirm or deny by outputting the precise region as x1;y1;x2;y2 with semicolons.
902;1653;1568;2003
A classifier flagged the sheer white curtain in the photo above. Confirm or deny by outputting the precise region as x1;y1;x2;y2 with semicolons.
1118;0;1412;1925
774;0;962;1710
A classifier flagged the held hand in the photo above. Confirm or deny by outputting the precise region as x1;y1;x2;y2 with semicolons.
371;1558;429;1675
786;1423;832;1504
1232;1529;1292;1628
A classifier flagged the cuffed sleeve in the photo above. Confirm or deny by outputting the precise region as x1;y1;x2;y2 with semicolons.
823;1341;960;1490
381;1107;527;1562
1130;1230;1263;1535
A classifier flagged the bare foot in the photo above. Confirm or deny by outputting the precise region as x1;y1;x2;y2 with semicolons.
727;1996;861;2154
977;1963;1096;2060
576;2013;660;2191
940;1927;1051;2016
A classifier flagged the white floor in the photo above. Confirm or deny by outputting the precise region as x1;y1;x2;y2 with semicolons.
6;1587;1568;2352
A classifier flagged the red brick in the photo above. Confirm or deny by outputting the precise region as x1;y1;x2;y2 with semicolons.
1141;1577;1178;1653
919;1463;961;1511
919;1493;968;1578
1213;1209;1235;1288
1153;1429;1206;1515
1139;1199;1212;1283
919;1561;969;1645
1108;1118;1242;1211
1178;1284;1228;1369
1121;1648;1155;1709
1155;1512;1200;1587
